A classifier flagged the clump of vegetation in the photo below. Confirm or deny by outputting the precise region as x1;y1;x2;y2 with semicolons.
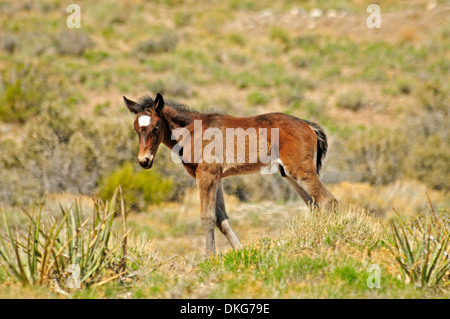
336;90;365;111
416;79;449;115
0;106;136;205
147;76;192;98
270;27;291;51
194;9;234;34
174;11;192;28
408;135;449;191
0;33;18;54
54;30;93;56
404;79;449;191
289;53;314;69
247;91;270;106
0;188;129;291
98;162;173;210
386;204;449;288
395;77;414;95
0;63;52;123
197;207;386;298
285;206;382;249
135;31;178;55
343;127;408;185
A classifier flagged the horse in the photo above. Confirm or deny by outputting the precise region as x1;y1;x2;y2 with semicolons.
123;93;338;255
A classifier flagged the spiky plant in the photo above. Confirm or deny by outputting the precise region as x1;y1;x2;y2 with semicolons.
0;187;129;290
386;204;449;289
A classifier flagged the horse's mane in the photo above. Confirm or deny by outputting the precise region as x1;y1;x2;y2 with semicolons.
136;95;197;114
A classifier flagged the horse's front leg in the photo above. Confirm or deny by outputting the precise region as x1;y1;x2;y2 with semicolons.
196;168;219;256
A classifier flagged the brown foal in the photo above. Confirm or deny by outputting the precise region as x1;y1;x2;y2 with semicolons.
124;93;337;255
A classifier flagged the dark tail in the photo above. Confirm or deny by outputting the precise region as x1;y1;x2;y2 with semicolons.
304;120;328;175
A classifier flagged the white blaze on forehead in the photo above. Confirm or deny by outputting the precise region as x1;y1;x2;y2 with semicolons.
138;115;151;127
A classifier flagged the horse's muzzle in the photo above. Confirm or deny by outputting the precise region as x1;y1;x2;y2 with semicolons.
138;154;153;169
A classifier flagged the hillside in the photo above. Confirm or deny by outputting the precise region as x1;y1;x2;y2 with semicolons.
0;0;448;299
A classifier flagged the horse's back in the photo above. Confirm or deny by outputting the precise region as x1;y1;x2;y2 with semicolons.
211;112;310;132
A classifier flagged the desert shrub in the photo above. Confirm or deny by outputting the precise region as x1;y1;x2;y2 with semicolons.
403;79;449;190
0;106;136;205
54;30;93;56
277;83;306;106
289;99;326;123
413;79;449;139
226;33;246;46
407;135;449;191
147;76;192;98
0;33;18;53
174;11;192;28
194;9;233;34
289;53;315;69
135;31;178;55
292;34;320;49
342;127;409;185
269;27;291;51
328;79;449;190
0;138;45;205
336;90;365;111
0;63;51;123
416;79;449;112
395;77;414;95
321;65;342;78
98;162;172;210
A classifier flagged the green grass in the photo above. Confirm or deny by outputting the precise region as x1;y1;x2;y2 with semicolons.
1;198;448;298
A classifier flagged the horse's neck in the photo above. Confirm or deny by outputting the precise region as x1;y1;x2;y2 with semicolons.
161;105;197;148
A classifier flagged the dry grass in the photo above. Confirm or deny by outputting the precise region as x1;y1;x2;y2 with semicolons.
2;185;448;298
328;180;448;218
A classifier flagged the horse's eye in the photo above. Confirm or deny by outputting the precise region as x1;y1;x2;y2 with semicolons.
152;124;159;132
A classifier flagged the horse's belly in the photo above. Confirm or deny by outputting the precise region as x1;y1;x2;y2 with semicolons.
220;162;269;177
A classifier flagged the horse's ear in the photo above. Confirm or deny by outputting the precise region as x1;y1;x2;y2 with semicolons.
154;93;164;113
123;96;140;114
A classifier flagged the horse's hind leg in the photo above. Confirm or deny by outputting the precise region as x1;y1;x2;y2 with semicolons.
215;181;242;249
283;175;315;208
299;176;338;211
281;163;337;211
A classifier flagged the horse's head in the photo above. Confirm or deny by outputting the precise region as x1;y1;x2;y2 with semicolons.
123;93;165;169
